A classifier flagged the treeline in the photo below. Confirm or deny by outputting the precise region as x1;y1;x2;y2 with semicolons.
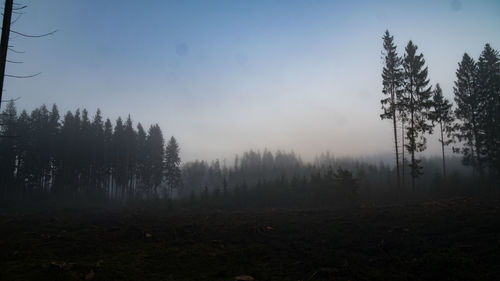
380;31;500;190
0;102;181;200
180;150;473;208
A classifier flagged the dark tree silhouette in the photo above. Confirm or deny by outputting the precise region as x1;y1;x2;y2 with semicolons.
401;41;433;190
453;53;482;177
380;30;404;189
165;136;181;198
146;124;165;197
431;83;454;177
476;44;500;182
0;101;178;202
0;100;17;192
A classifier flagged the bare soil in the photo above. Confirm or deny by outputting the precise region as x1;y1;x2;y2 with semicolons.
1;198;499;280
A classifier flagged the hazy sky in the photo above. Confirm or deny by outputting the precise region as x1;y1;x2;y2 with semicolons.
4;0;500;162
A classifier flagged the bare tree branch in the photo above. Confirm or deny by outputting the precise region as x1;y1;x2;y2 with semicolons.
10;29;57;38
7;47;24;53
5;72;40;78
11;13;22;25
1;97;20;102
12;5;27;10
6;59;23;63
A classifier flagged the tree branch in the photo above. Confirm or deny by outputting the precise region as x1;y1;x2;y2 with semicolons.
1;97;20;102
10;29;57;38
11;13;22;25
12;5;27;10
6;59;23;63
5;72;40;78
8;47;25;53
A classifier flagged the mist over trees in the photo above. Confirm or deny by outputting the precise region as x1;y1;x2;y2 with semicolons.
0;32;499;209
0;102;178;202
380;30;500;193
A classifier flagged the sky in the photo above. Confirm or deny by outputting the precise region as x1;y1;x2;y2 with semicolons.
3;0;500;163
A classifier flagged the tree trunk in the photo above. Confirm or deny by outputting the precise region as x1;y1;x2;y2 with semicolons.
440;121;446;178
391;89;401;191
410;97;415;192
0;0;13;109
401;121;405;187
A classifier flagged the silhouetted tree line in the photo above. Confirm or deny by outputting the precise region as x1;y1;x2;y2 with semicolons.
0;102;181;201
179;150;473;208
381;31;500;191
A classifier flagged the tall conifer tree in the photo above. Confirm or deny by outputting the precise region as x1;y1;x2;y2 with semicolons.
453;53;482;176
165;136;181;198
431;83;454;177
380;30;404;189
476;44;500;180
401;41;433;190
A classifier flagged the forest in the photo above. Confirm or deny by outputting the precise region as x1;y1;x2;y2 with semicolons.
1;32;499;210
1;0;500;279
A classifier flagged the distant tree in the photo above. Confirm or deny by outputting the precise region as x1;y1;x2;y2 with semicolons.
401;41;433;190
380;30;404;189
333;168;359;204
112;117;126;197
476;44;500;181
164;136;181;198
90;109;104;192
79;109;92;189
146;124;164;197
0;100;18;191
430;84;454;177
124;115;137;197
135;123;148;195
103;118;114;194
453;53;483;177
48;105;60;186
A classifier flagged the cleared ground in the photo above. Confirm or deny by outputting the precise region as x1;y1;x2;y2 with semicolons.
1;198;499;281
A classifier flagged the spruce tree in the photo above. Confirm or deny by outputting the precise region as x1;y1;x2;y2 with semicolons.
165;136;181;198
453;53;482;176
124;115;137;197
380;30;404;189
0;101;17;191
431;83;454;177
476;44;500;180
146;124;164;197
112;117;126;197
136;123;148;194
91;109;104;191
103;118;114;194
401;41;433;190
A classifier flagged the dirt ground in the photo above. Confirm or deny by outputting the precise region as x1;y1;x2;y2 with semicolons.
1;198;499;281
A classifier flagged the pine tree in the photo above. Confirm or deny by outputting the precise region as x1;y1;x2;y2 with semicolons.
401;41;433;190
124;115;137;197
165;136;181;198
453;53;483;177
146;124;164;197
431;83;454;177
103;118;114;194
380;30;404;189
112;117;126;197
0;100;17;192
90;109;104;192
48;105;60;188
136;123;148;195
476;44;500;181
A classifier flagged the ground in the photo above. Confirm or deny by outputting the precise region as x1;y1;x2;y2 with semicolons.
1;198;499;281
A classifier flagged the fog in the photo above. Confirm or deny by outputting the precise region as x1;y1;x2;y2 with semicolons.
5;0;500;162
